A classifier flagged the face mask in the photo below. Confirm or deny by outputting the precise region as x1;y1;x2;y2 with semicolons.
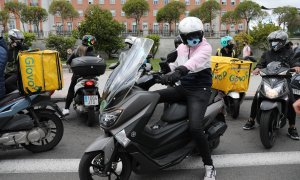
187;38;201;47
271;41;280;51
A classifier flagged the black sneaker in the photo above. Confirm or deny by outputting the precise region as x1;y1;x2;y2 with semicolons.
243;119;255;130
288;127;300;140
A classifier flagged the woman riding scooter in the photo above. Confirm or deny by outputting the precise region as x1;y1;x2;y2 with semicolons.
156;17;216;180
62;35;96;116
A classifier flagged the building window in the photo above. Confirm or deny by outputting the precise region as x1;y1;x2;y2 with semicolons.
67;22;72;31
195;0;200;5
222;10;226;16
110;10;116;17
221;0;226;5
77;0;83;4
99;0;104;4
153;0;158;5
221;23;226;30
110;0;115;4
132;22;137;32
30;0;38;6
185;11;189;17
185;0;190;5
153;23;159;32
231;0;235;5
121;11;125;16
143;22;148;30
78;10;83;17
88;0;93;4
143;11;148;16
123;22;127;32
238;23;243;30
163;23;169;32
164;0;169;4
153;10;158;16
121;0;126;4
8;20;16;30
230;23;235;30
56;22;63;32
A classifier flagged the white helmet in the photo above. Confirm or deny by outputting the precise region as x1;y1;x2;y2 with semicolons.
125;36;137;47
178;17;204;46
8;29;24;42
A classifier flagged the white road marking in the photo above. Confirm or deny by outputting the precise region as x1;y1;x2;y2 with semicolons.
1;151;300;173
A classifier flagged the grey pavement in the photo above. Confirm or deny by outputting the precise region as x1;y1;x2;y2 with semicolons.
52;68;261;101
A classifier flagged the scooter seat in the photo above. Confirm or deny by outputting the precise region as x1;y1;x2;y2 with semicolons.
0;91;22;107
161;103;187;123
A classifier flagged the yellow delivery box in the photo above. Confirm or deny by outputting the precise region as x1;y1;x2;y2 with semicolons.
18;50;64;94
211;56;252;94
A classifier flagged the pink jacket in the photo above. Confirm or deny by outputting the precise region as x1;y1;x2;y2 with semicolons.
169;38;212;73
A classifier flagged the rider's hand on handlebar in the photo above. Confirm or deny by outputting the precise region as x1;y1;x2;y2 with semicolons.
292;67;300;73
252;68;260;75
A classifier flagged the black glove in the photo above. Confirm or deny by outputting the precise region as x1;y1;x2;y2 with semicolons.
161;65;189;85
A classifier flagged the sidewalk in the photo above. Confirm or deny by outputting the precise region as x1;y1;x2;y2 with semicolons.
52;68;261;101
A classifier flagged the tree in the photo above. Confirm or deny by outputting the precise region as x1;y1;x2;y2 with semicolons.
156;1;186;33
122;0;149;35
250;22;280;50
0;10;9;33
22;6;48;37
288;14;300;37
235;0;263;34
49;0;77;32
221;11;240;26
4;1;26;31
146;34;160;57
273;6;298;31
78;5;125;57
189;0;221;36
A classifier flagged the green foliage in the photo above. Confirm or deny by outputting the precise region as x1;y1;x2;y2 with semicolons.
273;6;298;31
78;5;125;57
235;0;263;33
4;1;26;31
4;32;36;47
250;22;281;51
198;0;221;24
221;11;240;25
45;34;76;61
233;32;254;56
156;1;185;31
189;7;202;19
49;0;77;31
146;35;160;57
0;10;9;32
288;14;300;37
71;29;80;39
122;0;149;33
22;6;48;37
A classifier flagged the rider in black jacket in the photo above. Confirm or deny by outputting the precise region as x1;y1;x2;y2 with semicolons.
243;30;300;140
0;36;8;98
62;35;96;116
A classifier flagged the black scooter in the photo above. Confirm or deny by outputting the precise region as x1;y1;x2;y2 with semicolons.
256;61;295;149
78;38;227;180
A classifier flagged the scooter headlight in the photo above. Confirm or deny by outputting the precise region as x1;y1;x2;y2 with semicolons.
100;109;123;127
263;82;283;99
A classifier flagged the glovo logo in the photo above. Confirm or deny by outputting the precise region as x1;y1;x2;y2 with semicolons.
24;56;38;90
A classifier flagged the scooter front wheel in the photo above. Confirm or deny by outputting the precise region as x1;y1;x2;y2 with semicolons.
79;151;132;180
259;109;278;149
230;99;240;119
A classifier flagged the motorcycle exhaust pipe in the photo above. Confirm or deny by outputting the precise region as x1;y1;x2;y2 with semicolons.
206;121;227;140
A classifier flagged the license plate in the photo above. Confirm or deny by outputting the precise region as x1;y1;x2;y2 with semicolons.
293;89;300;95
84;95;99;106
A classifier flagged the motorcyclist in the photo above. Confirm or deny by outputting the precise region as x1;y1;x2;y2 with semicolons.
216;35;236;57
62;35;96;116
156;17;216;180
243;30;300;140
0;35;8;98
4;29;29;94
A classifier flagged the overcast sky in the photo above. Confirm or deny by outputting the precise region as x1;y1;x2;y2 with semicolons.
252;0;300;9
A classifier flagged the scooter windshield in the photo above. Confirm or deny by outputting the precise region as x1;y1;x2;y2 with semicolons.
263;61;289;75
101;38;154;109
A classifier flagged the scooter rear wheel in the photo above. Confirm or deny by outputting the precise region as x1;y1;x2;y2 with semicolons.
23;109;64;153
79;151;132;180
230;99;240;119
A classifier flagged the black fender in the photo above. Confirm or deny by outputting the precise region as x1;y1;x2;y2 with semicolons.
260;100;280;111
34;100;64;118
85;134;115;164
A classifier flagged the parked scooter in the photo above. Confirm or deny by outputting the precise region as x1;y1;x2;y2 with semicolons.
0;91;64;152
256;61;295;149
70;56;106;126
78;38;227;179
